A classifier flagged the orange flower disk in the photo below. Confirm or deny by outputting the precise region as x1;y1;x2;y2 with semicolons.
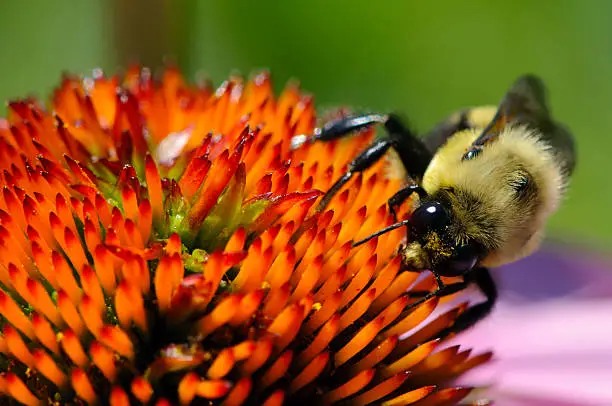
0;66;490;405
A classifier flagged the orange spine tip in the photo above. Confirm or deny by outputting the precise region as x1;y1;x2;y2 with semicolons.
229;289;264;327
95;193;113;227
202;251;225;295
383;297;438;339
384;339;439;378
240;339;273;375
335;316;386;368
413;345;461;373
367;256;401;304
154;254;175;313
93;245;116;294
324;369;375;403
339;288;377;331
80;294;103;337
30;241;57;289
81;264;105;314
110;387;131;406
207;348;235;379
199;294;242;338
90;341;117;382
63;226;88;271
32;313;60;354
188;149;236;227
289;351;329;394
260;350;293;389
114;281;134;330
262;390;285;406
83;217;102;251
351;371;411;406
195;379;232;399
371;270;419;315
138;199;152;242
377;295;410;331
252;173;272;195
451;351;494;377
33;348;66;387
124;218;144;248
165;232;182;254
306;290;342;333
178;372;200;405
131;376;154;403
5;373;41;406
345;236;378;278
52;251;82;305
61;329;89;368
336;205;367;246
144;154;164;219
292;227;326;283
262;282;291;318
225;227;246;252
232;340;256;360
121;185;139;221
221;377;252;406
267;303;302;343
236;245;272;293
266;246;296;290
290;254;322;303
321;240;351;279
129;285;149;333
179;156;212;202
298;313;339;366
290;224;316;262
397;307;463;355
3;187;25;229
100;325;135;360
351;335;399;374
71;369;98;403
0;290;34;339
4;324;34;367
339;255;377;308
314;265;346;303
380;386;437;406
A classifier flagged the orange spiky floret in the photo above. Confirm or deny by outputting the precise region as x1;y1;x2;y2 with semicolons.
0;66;490;405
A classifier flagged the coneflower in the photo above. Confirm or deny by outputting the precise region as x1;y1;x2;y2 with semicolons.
0;66;490;405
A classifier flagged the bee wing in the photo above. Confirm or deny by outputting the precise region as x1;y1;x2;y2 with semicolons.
422;109;472;154
465;75;576;174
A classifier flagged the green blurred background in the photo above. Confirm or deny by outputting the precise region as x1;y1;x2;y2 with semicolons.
1;0;610;250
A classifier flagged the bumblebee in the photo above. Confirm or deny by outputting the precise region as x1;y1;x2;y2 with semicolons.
293;75;576;335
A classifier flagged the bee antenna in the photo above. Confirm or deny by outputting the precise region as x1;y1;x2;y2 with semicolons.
352;219;410;247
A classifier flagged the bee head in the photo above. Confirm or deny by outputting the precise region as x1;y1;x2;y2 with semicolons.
409;201;484;277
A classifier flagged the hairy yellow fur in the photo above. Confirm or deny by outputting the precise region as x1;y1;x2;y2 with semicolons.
421;123;566;267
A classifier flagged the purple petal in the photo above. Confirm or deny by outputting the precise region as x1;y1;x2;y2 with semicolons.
449;244;612;406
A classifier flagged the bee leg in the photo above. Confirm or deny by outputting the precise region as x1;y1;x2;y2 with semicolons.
352;219;410;247
297;113;432;212
317;138;395;211
387;184;427;221
437;267;498;338
312;113;389;142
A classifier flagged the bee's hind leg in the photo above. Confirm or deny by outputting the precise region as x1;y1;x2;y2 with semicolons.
437;267;498;338
292;113;432;212
316;138;396;212
404;267;497;338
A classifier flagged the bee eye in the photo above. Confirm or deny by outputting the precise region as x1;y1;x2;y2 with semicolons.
409;202;450;237
462;148;482;161
437;243;481;277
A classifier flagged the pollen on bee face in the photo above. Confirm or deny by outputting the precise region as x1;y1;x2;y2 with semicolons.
0;65;490;405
